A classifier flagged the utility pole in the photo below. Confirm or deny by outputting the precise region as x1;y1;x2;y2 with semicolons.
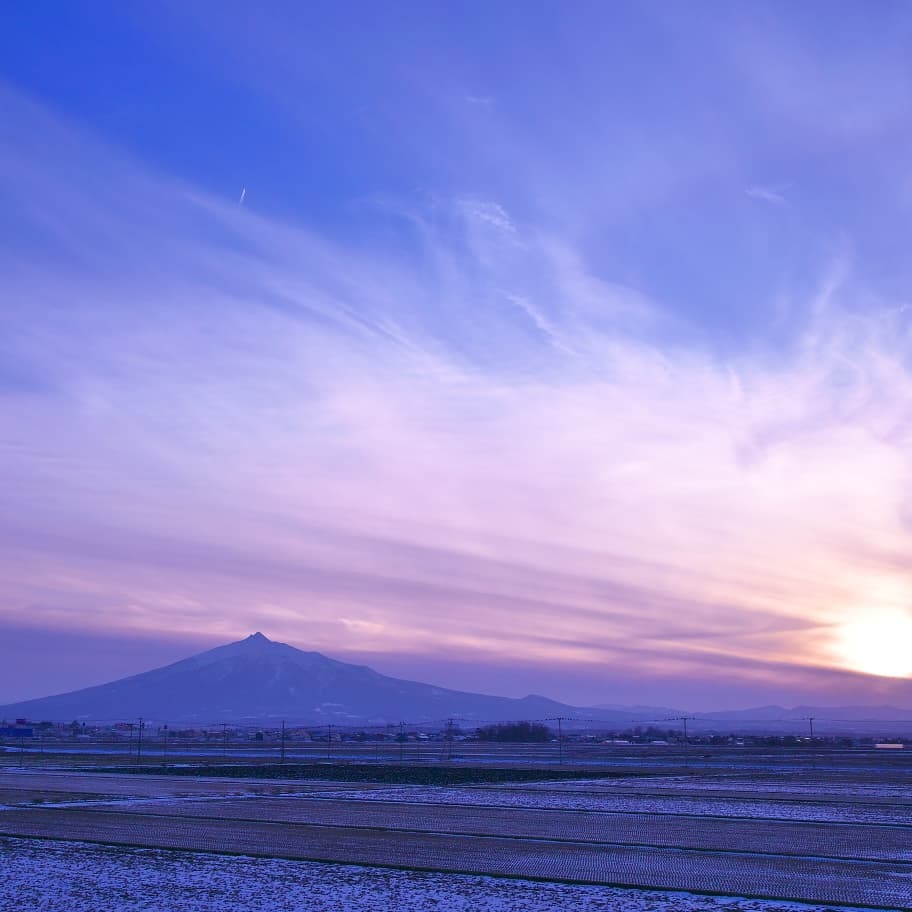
221;723;228;758
670;715;692;745
399;721;405;762
163;725;168;766
556;717;564;765
137;717;144;763
280;720;286;764
327;724;333;761
808;717;815;740
445;718;454;762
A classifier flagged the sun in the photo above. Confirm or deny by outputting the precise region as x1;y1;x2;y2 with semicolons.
839;613;912;678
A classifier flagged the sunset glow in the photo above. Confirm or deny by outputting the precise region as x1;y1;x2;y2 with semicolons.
3;4;912;710
839;614;912;679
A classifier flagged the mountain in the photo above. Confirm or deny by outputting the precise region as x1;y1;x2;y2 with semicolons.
0;632;588;725
4;633;911;730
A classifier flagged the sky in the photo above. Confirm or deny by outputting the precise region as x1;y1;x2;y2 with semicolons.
3;2;912;710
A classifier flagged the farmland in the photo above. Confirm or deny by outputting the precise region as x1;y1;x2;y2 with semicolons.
0;746;910;910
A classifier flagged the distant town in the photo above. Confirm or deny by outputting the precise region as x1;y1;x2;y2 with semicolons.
2;717;906;755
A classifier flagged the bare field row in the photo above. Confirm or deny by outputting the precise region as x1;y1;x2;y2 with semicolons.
0;806;910;907
0;787;114;806
6;745;912;784
111;795;912;862
0;769;375;800
7;768;910;808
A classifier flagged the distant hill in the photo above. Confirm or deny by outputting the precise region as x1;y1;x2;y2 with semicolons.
698;704;912;722
0;632;591;725
692;703;912;734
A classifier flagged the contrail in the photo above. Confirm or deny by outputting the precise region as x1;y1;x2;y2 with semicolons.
239;187;246;205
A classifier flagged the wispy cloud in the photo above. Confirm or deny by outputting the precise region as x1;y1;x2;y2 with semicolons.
457;197;517;234
745;183;791;206
3;74;912;706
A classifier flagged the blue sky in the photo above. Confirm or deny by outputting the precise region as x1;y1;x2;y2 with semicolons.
7;1;911;328
3;3;912;709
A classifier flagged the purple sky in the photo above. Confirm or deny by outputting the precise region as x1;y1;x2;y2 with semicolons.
2;4;912;709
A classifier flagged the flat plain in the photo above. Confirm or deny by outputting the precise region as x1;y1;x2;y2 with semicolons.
1;746;910;910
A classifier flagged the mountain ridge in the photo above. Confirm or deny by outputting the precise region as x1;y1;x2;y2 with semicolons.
3;633;911;729
0;632;592;724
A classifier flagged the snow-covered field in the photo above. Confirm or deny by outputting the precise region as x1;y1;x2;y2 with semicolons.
510;777;912;799
309;784;912;824
0;838;889;912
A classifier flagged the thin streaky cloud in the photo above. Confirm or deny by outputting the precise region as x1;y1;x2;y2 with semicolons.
3;2;912;706
745;183;791;206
